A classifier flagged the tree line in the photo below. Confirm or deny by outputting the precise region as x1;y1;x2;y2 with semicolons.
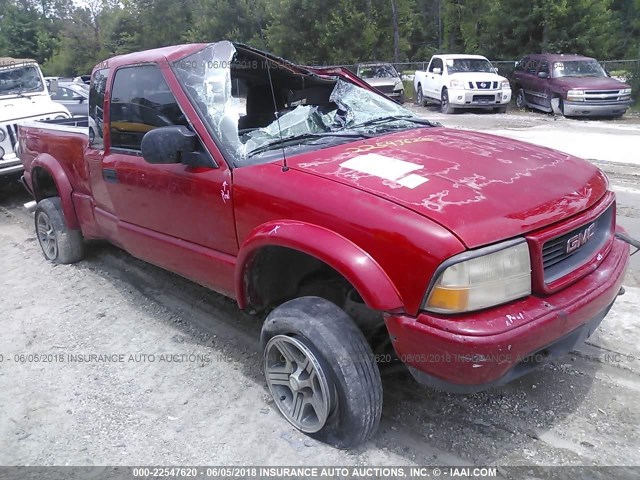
0;0;638;76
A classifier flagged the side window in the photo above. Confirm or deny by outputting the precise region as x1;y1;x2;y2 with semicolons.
538;61;549;75
429;58;443;73
514;57;528;72
109;64;188;152
89;68;109;149
526;59;539;74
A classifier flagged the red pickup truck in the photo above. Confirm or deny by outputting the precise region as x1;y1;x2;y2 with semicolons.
19;41;634;448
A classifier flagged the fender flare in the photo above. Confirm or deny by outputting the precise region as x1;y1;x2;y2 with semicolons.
235;220;404;313
31;154;79;229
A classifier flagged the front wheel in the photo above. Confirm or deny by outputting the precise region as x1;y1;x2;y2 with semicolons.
441;88;455;114
261;296;383;448
35;197;84;264
515;88;527;109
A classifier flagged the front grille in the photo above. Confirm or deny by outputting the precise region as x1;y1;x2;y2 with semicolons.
584;90;622;102
542;205;613;283
7;124;18;149
376;85;396;94
472;94;496;102
470;81;498;90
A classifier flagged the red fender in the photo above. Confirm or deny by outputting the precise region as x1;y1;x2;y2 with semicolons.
235;220;404;312
31;153;79;230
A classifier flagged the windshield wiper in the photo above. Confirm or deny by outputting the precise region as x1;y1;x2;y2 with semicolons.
347;115;439;130
247;132;372;157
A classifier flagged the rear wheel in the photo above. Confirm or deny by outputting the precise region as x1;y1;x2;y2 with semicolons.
261;296;383;448
441;88;455;114
35;197;84;264
416;85;426;106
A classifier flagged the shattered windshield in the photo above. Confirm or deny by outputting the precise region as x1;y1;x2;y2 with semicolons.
172;42;427;165
552;61;607;78
0;64;45;96
446;59;494;74
358;64;399;79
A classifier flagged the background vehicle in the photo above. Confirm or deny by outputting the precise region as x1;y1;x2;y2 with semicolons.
0;58;70;183
19;41;632;448
512;54;632;117
50;82;89;116
356;62;405;103
414;54;511;113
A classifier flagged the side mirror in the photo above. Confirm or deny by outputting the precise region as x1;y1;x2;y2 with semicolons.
492;67;499;73
433;67;442;74
73;96;85;102
538;71;549;79
141;126;197;164
141;126;213;167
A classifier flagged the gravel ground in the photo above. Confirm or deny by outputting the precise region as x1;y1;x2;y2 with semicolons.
1;110;640;469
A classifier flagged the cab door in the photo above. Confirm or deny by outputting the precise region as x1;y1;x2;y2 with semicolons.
98;63;238;294
426;57;444;99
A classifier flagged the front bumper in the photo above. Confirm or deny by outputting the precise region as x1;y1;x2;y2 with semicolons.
449;88;511;108
0;155;23;178
384;235;630;393
563;100;631;117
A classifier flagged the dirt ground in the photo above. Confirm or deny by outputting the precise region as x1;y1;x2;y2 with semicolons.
1;110;640;469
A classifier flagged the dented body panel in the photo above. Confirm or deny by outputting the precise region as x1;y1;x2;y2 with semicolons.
18;41;630;392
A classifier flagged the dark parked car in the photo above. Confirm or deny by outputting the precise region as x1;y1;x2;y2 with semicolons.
512;54;632;117
356;62;405;103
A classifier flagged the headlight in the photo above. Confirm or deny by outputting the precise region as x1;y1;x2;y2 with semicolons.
567;89;585;101
500;80;511;90
0;146;4;159
621;88;632;94
0;129;5;142
394;81;403;92
450;79;465;89
424;240;531;314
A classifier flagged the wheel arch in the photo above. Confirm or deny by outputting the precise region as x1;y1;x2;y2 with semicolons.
235;220;403;313
30;154;79;229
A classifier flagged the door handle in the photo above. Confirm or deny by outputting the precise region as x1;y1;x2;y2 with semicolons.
103;168;118;183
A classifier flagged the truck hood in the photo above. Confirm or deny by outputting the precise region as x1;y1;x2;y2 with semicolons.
289;127;607;248
365;77;401;88
449;71;507;83
552;76;630;91
0;95;70;123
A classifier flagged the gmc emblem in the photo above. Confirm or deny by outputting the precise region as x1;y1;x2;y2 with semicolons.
566;223;596;254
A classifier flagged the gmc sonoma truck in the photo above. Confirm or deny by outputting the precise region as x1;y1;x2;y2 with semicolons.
414;54;511;113
19;41;636;448
0;57;70;183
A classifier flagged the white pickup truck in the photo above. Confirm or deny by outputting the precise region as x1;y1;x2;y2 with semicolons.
0;57;70;182
414;54;511;113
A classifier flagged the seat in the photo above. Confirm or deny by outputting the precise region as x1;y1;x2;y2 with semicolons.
238;85;278;130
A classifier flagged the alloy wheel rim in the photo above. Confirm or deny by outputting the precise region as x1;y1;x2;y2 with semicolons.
265;335;333;433
37;212;58;260
442;92;448;110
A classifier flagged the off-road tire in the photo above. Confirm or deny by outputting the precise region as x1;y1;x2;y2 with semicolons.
261;296;383;448
34;197;84;264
